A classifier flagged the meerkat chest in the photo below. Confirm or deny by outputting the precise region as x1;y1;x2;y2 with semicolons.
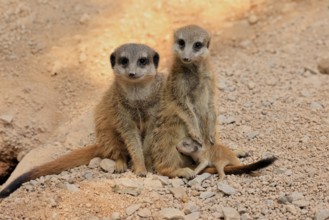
190;81;211;115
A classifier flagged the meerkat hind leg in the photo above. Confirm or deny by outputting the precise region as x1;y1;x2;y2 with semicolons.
215;160;229;180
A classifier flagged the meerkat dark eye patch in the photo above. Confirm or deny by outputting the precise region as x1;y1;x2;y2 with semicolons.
153;52;159;68
178;39;185;49
110;53;115;68
119;57;129;67
138;57;149;67
193;41;203;51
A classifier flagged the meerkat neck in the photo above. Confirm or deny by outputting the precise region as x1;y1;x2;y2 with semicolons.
173;56;209;76
115;75;161;106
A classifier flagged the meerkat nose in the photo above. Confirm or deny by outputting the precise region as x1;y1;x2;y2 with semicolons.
183;58;191;62
128;72;136;78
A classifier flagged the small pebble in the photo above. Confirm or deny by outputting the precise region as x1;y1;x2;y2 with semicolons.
88;157;102;168
111;212;121;220
169;187;188;200
100;159;116;173
310;102;323;110
159;208;185;220
314;209;329;220
248;14;259;25
318;58;329;74
222;207;240;220
184;202;199;215
138;208;151;218
0;114;13;124
184;212;200;220
199;191;215;199
292;200;309;208
188;173;211;186
65;183;80;192
218;183;236;195
171;178;185;188
287;192;304;203
112;179;143;196
125;204;141;216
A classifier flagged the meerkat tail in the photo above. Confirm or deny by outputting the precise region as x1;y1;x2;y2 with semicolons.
202;157;278;175
0;144;102;198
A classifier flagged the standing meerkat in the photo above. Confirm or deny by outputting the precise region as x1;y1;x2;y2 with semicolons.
0;43;164;198
176;137;277;179
151;25;276;179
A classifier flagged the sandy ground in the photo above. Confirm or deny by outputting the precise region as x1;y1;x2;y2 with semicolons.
0;0;329;219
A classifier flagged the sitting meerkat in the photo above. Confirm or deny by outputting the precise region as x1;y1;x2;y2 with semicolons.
151;24;277;179
176;137;277;179
0;43;164;198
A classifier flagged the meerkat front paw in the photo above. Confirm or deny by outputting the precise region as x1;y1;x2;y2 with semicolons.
133;166;148;177
209;135;215;145
179;168;196;179
190;133;203;146
114;160;128;173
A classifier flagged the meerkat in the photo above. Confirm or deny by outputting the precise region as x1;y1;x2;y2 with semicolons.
151;25;276;179
176;137;277;179
0;43;164;198
151;25;218;179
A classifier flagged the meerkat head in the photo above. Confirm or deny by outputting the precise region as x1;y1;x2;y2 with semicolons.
176;137;202;156
110;43;160;84
173;25;211;64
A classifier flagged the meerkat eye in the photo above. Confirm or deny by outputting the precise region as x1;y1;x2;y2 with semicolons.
138;57;149;67
193;42;203;50
119;57;129;66
177;39;185;49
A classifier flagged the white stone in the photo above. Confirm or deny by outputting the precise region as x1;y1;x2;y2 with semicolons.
112;179;143;196
314;209;329;220
100;159;116;173
184;212;200;220
0;114;13;124
287;192;304;203
188;173;211;186
138;208;151;218
65;183;80;192
111;212;120;220
169;187;187;200
125;204;141;216
171;178;185;188
88;157;102;168
199;191;215;199
159;208;185;219
143;178;163;188
218;183;236;195
184;202;199;215
222;207;240;220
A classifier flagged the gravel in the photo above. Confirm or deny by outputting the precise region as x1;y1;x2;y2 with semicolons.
1;0;329;219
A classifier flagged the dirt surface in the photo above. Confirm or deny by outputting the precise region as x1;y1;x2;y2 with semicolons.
1;0;329;219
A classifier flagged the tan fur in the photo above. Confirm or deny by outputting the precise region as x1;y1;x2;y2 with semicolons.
177;137;277;179
176;138;240;180
151;25;217;179
0;44;163;198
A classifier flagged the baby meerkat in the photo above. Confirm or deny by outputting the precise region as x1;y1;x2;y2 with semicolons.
0;43;164;198
176;137;277;179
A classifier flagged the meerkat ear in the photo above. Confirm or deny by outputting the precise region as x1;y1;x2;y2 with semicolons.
207;39;211;48
153;52;160;69
110;53;116;68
